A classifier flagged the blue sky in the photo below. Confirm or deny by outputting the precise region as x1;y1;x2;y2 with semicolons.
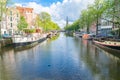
12;0;63;6
12;0;95;28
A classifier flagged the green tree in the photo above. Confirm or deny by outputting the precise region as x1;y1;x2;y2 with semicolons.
0;0;11;38
34;12;60;31
46;21;60;31
0;0;10;21
102;0;120;37
64;19;80;31
17;16;28;30
34;15;42;28
39;12;51;31
65;0;117;34
40;12;51;21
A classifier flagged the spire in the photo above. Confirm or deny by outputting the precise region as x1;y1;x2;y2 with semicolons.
66;16;68;27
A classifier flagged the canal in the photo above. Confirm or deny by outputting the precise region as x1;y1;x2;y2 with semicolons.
0;33;120;80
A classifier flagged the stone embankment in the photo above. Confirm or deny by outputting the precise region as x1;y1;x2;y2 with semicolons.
0;39;12;48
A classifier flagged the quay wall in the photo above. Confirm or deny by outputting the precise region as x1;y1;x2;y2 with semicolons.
0;39;12;48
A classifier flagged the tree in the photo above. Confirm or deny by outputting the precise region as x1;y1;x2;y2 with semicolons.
100;0;120;37
64;19;80;31
17;16;28;30
34;15;42;28
0;0;9;22
65;0;116;34
40;12;51;21
46;21;60;31
39;12;51;31
0;0;10;38
33;12;60;31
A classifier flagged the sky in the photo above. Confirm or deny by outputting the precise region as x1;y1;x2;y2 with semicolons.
12;0;95;28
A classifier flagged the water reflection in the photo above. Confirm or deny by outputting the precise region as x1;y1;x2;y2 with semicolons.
78;38;120;80
49;34;60;41
0;33;120;80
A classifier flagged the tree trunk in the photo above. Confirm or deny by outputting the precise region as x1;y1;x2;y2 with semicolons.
87;24;89;34
0;1;3;39
0;21;2;39
96;16;98;35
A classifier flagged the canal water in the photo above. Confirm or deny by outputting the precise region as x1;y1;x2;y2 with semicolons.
0;33;120;80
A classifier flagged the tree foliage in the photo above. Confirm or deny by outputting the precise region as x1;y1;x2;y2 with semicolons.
40;12;51;22
34;15;41;28
17;16;28;30
0;0;11;21
0;0;11;38
64;19;80;31
34;12;60;31
65;0;120;35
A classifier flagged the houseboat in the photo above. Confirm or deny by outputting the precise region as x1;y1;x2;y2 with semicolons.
93;38;120;51
12;28;47;48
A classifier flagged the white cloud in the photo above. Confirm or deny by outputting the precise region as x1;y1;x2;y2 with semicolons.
26;2;51;14
13;3;22;7
14;0;95;28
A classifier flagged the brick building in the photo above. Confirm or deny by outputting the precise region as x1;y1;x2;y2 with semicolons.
16;6;34;27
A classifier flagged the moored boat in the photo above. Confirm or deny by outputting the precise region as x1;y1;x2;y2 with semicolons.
93;39;120;50
82;34;94;40
12;28;47;48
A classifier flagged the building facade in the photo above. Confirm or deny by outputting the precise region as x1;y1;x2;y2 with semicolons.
1;7;20;36
1;6;38;36
16;6;34;27
98;19;113;37
7;7;20;35
98;0;120;37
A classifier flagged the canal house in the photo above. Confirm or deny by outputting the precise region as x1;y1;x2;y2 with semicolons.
16;6;34;28
1;7;20;36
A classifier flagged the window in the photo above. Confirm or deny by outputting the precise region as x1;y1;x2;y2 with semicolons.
4;31;6;34
10;17;12;21
11;23;12;27
10;11;12;15
17;14;19;17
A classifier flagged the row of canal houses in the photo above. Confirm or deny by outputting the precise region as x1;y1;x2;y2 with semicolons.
1;6;37;36
81;20;117;36
89;20;114;37
84;2;120;37
84;19;119;37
